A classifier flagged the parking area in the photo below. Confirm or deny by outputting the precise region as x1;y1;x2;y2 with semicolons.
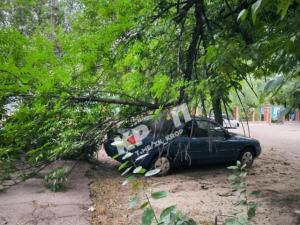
90;122;300;225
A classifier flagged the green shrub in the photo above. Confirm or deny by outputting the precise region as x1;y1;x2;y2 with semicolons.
226;161;259;225
44;167;68;192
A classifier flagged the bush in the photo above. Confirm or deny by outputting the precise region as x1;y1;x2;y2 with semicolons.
44;167;68;192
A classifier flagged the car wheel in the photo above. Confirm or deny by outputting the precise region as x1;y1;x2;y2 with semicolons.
154;156;170;176
239;149;254;167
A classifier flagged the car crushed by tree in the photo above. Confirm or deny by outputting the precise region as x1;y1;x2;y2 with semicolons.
104;106;261;176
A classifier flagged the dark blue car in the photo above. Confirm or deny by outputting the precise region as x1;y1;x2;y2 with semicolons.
104;117;261;175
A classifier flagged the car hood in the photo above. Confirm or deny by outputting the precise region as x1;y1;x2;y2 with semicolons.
229;133;259;142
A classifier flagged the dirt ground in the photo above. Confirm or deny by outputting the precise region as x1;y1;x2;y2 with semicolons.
89;122;300;225
0;161;91;225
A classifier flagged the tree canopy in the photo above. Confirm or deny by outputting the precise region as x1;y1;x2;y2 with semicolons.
0;0;299;165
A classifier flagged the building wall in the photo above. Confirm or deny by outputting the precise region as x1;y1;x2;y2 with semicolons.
263;105;272;123
296;109;300;121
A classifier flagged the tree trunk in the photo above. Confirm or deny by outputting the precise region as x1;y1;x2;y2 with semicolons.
179;0;204;103
212;95;223;125
50;0;56;38
201;95;207;117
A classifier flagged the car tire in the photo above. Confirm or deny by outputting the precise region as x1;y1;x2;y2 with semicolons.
238;148;254;167
153;156;171;176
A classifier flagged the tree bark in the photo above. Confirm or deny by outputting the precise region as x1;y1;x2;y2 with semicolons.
212;95;223;125
179;0;204;103
71;96;162;109
201;95;207;117
50;0;56;38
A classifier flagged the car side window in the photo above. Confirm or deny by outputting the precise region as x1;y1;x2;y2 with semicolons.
182;121;208;137
182;120;225;138
196;120;226;138
182;121;199;137
196;120;210;137
209;122;225;138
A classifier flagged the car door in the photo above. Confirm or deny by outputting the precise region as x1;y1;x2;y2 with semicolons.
170;120;210;165
180;120;213;164
208;122;237;161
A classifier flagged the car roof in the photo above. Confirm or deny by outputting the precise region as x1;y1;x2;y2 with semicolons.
193;116;216;121
118;115;219;134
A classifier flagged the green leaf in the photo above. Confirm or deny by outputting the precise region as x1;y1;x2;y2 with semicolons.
145;169;160;177
238;182;246;189
239;171;248;177
140;208;154;225
290;36;296;42
118;161;129;171
133;166;146;174
277;0;293;19
247;205;257;219
140;201;149;209
250;190;260;196
205;45;218;62
0;185;4;192
121;166;133;176
122;152;133;160
237;9;248;22
251;0;263;24
131;180;141;191
151;191;167;199
228;174;237;181
112;154;119;159
122;175;134;186
129;195;139;209
159;205;176;221
135;153;149;162
227;166;238;170
150;74;170;99
264;75;284;94
241;163;247;170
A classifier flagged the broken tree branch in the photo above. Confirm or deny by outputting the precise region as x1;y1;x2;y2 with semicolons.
71;96;163;109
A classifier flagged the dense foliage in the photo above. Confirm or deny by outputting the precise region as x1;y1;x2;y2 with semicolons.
0;0;299;167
